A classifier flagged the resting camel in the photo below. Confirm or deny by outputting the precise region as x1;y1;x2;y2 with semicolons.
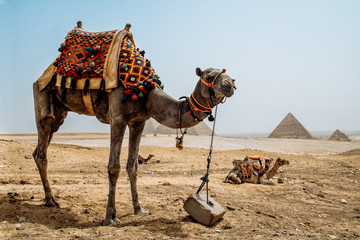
32;24;236;226
224;157;289;184
138;154;154;164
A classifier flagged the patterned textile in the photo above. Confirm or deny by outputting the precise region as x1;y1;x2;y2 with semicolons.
234;159;265;178
55;28;157;89
56;29;116;78
118;38;155;87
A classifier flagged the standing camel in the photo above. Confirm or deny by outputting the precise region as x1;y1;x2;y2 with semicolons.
33;25;236;226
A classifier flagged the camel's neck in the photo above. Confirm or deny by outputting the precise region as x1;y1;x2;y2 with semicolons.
146;82;210;128
266;160;282;179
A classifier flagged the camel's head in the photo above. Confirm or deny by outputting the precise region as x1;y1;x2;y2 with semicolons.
196;67;236;100
264;158;273;168
276;158;289;166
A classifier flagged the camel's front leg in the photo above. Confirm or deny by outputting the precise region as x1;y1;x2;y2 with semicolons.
127;121;149;215
103;116;127;226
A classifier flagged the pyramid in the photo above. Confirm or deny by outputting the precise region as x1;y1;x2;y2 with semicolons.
268;113;313;139
143;118;160;134
154;122;214;136
329;129;350;141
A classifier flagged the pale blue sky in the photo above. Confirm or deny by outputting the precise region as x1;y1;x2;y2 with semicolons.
0;0;359;135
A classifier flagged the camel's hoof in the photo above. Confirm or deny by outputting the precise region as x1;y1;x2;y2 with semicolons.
134;208;150;216
103;217;122;226
45;198;59;207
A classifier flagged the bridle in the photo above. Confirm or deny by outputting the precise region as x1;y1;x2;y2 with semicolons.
175;69;229;151
181;69;227;122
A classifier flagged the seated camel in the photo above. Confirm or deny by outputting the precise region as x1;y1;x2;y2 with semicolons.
138;154;154;164
224;156;289;184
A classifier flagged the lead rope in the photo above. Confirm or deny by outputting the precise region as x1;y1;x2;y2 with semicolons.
176;100;187;150
196;104;218;205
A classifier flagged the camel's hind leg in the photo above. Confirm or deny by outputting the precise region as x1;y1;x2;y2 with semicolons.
32;83;67;207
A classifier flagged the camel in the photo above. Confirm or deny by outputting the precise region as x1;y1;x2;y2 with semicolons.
138;154;154;164
224;157;289;184
32;24;236;226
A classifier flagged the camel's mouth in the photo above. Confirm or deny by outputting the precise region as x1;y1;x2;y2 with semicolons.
221;83;236;97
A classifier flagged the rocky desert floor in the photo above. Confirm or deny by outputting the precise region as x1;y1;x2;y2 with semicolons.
0;134;359;239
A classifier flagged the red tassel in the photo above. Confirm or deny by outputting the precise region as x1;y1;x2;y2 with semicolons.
222;69;226;73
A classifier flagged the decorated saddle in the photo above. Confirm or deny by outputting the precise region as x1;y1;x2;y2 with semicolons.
233;156;266;179
37;26;163;102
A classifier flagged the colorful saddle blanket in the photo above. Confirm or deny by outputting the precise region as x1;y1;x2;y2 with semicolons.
54;28;159;90
56;29;117;78
234;159;265;178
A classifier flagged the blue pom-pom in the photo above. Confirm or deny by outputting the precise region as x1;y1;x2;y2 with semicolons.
121;96;128;103
86;47;93;52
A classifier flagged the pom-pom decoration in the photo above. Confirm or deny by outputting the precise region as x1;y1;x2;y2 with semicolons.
131;94;138;101
121;96;128;103
222;69;226;73
138;92;144;98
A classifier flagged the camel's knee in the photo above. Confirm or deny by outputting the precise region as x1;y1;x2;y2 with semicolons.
33;150;47;169
108;165;120;182
226;173;241;184
40;115;55;133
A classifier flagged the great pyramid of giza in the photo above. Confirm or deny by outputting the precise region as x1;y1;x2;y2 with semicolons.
329;129;351;141
154;121;214;136
268;112;313;139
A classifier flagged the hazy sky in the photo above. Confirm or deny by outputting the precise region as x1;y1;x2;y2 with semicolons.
0;0;359;135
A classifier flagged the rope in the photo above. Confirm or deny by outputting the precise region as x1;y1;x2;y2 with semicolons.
196;104;218;205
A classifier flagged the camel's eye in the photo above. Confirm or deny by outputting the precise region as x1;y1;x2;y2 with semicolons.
205;76;212;81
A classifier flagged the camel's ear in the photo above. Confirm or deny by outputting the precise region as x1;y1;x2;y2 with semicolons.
196;67;203;77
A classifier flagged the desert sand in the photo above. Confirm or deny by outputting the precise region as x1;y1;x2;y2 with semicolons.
0;133;359;239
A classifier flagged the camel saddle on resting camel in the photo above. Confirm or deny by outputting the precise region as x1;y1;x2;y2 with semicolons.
234;156;266;179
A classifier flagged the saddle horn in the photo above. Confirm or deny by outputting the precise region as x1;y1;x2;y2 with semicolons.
77;21;82;29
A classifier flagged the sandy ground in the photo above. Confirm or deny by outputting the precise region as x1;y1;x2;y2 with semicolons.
0;134;360;239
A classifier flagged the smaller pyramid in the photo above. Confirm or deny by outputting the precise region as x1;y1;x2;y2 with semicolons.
329;129;351;141
268;113;313;139
143;118;160;134
154;122;214;136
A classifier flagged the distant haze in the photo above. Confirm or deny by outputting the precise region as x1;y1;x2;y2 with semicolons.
1;0;359;135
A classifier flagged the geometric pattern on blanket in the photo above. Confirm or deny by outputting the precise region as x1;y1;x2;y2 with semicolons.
56;28;116;78
235;159;265;178
55;29;156;90
118;37;155;87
